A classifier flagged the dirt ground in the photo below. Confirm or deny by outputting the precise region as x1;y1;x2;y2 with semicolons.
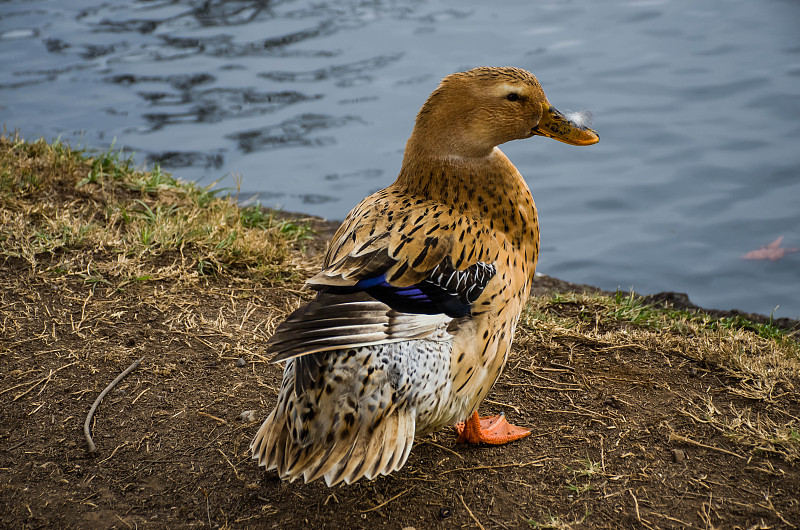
2;254;798;529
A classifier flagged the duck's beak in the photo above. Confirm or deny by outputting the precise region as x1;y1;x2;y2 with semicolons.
531;103;599;146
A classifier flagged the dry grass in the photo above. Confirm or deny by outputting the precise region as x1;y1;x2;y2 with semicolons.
0;131;316;286
521;291;800;399
518;291;800;464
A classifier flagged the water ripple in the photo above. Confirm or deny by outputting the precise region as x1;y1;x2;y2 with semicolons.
227;113;365;153
259;53;404;84
142;89;320;129
146;150;225;170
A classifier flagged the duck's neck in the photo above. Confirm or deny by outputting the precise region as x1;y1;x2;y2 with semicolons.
393;146;539;251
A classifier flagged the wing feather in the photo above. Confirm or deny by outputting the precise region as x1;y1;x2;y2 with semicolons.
268;191;498;362
268;292;450;362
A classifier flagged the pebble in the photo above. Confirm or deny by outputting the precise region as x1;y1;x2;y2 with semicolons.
239;410;257;422
236;357;247;367
672;448;686;463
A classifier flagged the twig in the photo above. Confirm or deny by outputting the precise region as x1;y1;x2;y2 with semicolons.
130;386;151;405
596;343;638;352
360;486;414;513
6;361;79;401
529;370;573;387
774;407;800;423
759;492;797;528
458;493;486;530
548;361;575;372
667;431;745;460
198;411;228;424
84;357;143;452
439;458;547;475
98;442;129;465
218;447;241;481
0;380;35;397
629;489;641;522
418;439;464;459
484;398;520;414
599;436;606;472
648;511;697;528
516;385;582;392
205;489;212;528
545;409;599;419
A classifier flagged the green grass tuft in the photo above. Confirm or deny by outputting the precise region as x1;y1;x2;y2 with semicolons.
0;132;315;286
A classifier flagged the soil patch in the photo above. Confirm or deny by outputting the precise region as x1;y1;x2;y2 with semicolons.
1;263;798;529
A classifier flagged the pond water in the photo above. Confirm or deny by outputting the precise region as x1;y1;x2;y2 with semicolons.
2;0;799;318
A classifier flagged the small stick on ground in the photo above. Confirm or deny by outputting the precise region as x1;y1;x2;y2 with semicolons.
629;489;641;522
667;431;746;460
98;442;129;465
418;439;464;459
84;357;144;452
198;411;228;424
440;458;547;475
6;361;79;401
484;398;521;414
458;493;486;530
360;487;414;513
217;447;241;481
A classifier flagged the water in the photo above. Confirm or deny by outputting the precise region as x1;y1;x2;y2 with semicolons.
2;0;799;318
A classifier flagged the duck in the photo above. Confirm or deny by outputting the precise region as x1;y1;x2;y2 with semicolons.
251;66;598;486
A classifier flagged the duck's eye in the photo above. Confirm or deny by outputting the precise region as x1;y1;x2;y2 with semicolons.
506;93;520;102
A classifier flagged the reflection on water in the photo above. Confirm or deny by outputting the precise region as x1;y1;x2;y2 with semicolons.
260;53;404;84
1;0;799;318
228;113;364;153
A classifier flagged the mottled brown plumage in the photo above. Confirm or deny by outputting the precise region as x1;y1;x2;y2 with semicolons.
252;66;598;485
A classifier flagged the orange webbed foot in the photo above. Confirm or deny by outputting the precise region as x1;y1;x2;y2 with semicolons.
454;411;531;445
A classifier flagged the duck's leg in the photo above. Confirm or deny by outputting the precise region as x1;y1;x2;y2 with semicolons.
454;411;531;445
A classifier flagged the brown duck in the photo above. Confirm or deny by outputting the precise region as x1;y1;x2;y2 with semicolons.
252;66;599;485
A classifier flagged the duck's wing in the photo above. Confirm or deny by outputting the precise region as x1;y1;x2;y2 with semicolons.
268;195;498;363
266;291;450;363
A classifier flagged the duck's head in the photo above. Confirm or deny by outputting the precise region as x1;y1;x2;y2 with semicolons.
408;66;599;159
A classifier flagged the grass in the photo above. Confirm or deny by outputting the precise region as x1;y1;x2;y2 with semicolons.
0;132;315;287
518;290;800;462
522;290;799;372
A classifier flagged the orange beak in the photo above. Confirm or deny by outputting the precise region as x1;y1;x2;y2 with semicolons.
531;103;599;146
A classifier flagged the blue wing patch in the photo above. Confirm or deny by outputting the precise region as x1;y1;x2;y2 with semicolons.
317;258;496;318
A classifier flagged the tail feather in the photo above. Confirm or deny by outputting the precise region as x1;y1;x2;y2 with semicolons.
394;413;416;473
323;440;362;486
251;339;451;485
301;434;358;484
299;439;342;483
325;422;375;485
351;420;389;481
252;409;278;468
251;406;416;486
391;415;410;472
372;413;400;478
